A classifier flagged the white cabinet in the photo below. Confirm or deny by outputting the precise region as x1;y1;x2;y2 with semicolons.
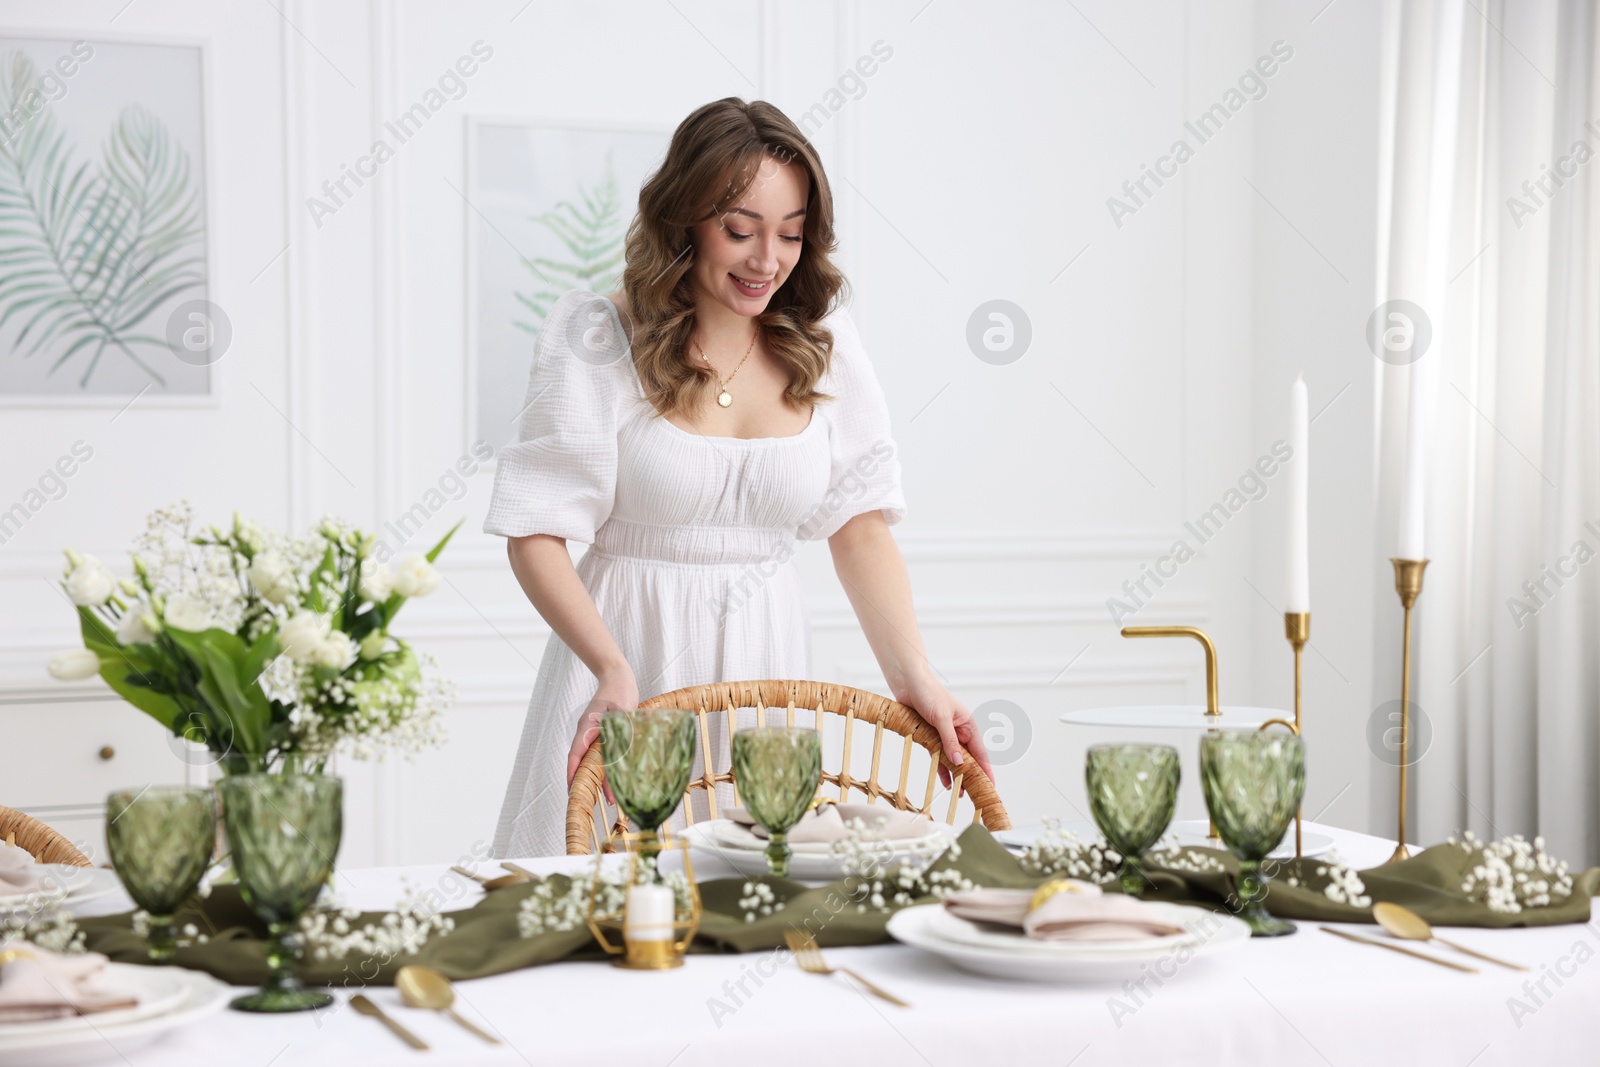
1;691;196;867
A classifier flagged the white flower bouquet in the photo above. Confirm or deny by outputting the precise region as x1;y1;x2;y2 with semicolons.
49;502;458;775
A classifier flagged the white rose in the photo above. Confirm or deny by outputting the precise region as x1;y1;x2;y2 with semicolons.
65;557;116;606
358;560;393;602
392;555;440;598
47;648;101;681
116;609;157;645
310;632;357;670
279;611;331;663
246;552;298;605
163;595;214;632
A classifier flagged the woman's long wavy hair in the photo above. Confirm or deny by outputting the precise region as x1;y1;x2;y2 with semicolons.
619;97;848;423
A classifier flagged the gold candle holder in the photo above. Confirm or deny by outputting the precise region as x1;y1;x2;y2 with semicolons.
1258;613;1309;858
585;831;702;969
1387;558;1429;864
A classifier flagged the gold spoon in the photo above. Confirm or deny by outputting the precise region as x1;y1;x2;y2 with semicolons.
450;865;529;891
350;993;428;1050
1371;902;1529;971
395;964;502;1045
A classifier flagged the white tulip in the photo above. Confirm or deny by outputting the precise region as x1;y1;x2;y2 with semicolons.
358;559;393;602
311;631;357;670
163;595;215;632
65;557;116;606
279;611;331;663
116;608;157;645
47;648;101;681
392;555;440;598
246;552;298;605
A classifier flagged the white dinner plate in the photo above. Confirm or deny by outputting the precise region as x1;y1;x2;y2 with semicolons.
0;966;229;1066
0;963;191;1037
993;822;1335;861
926;903;1197;956
888;902;1250;983
709;818;948;855
685;820;959;880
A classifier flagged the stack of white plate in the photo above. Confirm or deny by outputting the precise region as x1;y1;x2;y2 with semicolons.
0;867;124;920
0;962;229;1066
887;900;1251;982
684;819;959;880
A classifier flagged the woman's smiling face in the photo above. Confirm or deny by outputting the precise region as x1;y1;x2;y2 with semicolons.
688;151;809;317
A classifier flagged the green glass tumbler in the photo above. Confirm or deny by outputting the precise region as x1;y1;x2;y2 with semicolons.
731;727;822;878
218;774;343;1011
600;708;697;873
1200;731;1306;937
1085;743;1181;896
105;786;217;962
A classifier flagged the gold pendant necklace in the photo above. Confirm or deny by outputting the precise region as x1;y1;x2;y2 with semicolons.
694;326;758;408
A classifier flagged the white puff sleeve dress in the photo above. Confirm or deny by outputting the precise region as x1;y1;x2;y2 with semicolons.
484;288;906;857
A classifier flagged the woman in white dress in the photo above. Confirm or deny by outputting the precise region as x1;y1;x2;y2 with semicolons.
484;98;994;857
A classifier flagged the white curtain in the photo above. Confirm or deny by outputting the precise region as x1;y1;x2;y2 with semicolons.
1372;0;1600;864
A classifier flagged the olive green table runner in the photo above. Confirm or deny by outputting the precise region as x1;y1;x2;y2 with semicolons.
75;826;1599;986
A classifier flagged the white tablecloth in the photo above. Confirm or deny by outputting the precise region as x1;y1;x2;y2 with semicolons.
64;822;1600;1065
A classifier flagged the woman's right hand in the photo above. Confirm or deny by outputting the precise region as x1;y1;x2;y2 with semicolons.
566;666;640;804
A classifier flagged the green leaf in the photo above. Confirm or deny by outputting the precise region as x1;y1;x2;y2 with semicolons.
74;606;182;729
426;518;464;563
162;627;270;760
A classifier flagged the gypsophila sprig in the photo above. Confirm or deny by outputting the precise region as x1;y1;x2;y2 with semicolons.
48;502;462;774
1444;831;1573;914
298;885;455;962
516;868;695;937
2;908;85;953
738;881;784;922
830;816;971;913
1018;817;1123;885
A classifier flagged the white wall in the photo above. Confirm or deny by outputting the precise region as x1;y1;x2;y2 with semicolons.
0;0;1385;867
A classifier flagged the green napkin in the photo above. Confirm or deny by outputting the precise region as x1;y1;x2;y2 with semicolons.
74;826;1599;986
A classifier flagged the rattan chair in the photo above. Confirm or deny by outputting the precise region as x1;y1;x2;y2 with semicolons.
566;679;1011;855
0;806;91;866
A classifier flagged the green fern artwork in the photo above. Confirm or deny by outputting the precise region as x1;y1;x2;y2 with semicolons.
0;51;204;390
512;149;626;335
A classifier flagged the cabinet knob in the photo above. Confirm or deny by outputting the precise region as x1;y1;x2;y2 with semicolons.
98;745;115;761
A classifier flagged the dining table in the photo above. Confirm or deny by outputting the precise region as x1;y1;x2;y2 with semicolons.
59;819;1599;1066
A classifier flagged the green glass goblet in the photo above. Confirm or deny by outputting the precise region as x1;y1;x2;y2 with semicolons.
731;727;822;878
600;708;697;874
1085;743;1181;897
105;787;217;962
1200;731;1306;937
217;774;343;1012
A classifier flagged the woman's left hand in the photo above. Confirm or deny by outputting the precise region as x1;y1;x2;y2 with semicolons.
892;671;996;790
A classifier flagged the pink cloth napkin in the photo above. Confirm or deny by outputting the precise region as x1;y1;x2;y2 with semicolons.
942;885;1187;941
0;843;45;895
0;942;136;1023
727;803;935;842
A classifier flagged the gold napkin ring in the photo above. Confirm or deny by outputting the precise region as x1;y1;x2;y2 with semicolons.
1029;879;1086;912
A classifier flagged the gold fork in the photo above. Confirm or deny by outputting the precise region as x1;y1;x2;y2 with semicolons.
783;930;910;1007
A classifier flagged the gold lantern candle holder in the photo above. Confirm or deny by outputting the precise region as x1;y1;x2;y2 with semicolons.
585;831;702;970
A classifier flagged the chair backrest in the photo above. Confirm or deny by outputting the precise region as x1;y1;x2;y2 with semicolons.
0;806;91;866
566;679;1011;855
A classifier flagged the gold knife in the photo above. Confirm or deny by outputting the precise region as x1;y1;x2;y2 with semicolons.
351;994;429;1050
1319;926;1478;973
